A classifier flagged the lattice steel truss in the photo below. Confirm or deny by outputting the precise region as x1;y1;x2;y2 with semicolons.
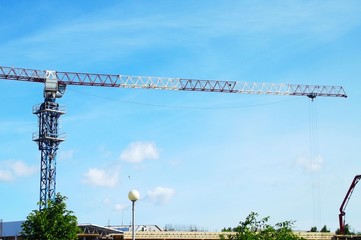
33;101;65;209
0;65;348;209
0;66;347;98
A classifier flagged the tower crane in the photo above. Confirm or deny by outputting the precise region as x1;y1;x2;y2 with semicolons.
0;65;347;210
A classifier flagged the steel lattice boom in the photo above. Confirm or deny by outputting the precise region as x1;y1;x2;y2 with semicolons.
0;66;347;98
0;65;348;210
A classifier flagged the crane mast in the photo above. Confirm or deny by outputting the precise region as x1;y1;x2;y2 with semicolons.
32;71;66;209
0;66;348;210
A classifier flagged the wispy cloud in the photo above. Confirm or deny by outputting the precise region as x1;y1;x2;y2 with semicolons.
197;1;361;39
147;186;175;205
98;145;113;159
120;141;159;163
114;203;128;212
3;1;360;67
58;150;74;162
296;155;323;173
0;160;37;182
0;169;13;182
83;167;119;188
102;197;129;213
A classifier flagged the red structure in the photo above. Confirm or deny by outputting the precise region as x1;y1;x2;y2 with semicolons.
339;175;361;234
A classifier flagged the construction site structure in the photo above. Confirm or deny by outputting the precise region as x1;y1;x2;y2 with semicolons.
338;175;361;235
0;66;347;209
0;221;347;240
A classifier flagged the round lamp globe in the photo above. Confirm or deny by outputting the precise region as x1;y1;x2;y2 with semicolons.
128;190;140;202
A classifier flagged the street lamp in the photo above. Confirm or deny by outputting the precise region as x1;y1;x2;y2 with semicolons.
128;190;140;240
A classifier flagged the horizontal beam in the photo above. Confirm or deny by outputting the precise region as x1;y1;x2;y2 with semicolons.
0;66;347;98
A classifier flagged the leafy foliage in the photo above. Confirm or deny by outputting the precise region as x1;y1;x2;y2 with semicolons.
309;225;330;233
336;224;355;235
21;193;80;240
221;212;306;240
320;225;330;233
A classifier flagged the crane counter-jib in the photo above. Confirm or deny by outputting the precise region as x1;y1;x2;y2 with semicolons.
0;65;348;98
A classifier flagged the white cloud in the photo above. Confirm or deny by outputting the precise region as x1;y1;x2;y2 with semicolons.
83;167;119;188
11;161;37;176
2;1;359;70
102;197;111;206
120;141;160;163
147;186;175;205
296;155;323;173
98;145;113;158
58;150;74;162
0;160;37;182
102;197;128;212
114;203;128;212
0;169;13;181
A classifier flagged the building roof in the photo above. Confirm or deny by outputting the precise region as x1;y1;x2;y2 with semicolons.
1;221;23;237
78;223;123;236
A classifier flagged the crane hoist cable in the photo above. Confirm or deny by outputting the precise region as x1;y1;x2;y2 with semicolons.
308;98;321;229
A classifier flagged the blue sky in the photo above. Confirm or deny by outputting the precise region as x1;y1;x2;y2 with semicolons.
0;0;361;233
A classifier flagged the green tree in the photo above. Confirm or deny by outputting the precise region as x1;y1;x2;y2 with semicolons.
21;193;80;240
222;227;233;232
336;224;355;235
221;212;306;240
320;225;330;233
310;226;317;232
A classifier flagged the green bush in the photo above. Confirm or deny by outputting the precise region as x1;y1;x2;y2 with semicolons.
21;193;80;240
221;212;306;240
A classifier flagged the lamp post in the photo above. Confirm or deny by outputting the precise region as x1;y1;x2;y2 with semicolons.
128;190;140;240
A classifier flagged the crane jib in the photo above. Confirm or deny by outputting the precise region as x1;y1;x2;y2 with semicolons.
0;65;347;98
